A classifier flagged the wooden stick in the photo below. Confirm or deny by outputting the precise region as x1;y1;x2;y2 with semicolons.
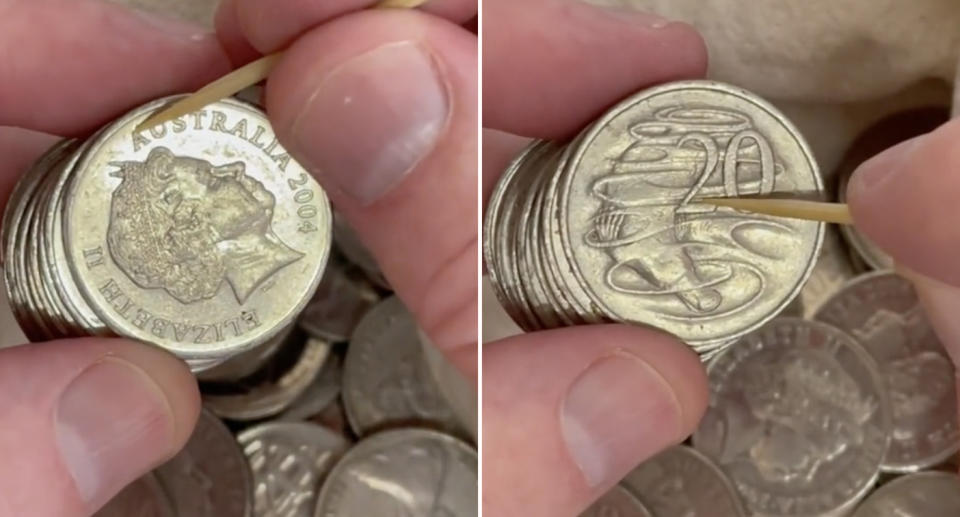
136;0;428;132
699;198;854;225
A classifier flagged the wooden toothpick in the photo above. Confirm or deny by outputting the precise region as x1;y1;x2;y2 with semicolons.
136;0;429;132
699;198;854;225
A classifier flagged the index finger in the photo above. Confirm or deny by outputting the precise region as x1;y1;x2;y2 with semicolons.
0;0;230;135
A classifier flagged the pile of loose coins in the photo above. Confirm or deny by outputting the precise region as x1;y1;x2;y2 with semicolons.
1;95;477;515
1;95;332;371
484;80;825;356
573;103;960;516
95;225;477;516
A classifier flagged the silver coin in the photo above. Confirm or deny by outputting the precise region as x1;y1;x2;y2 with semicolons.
582;485;653;517
237;421;349;517
197;324;294;383
298;258;380;343
343;296;461;436
332;212;390;290
278;353;343;422
557;80;824;347
852;471;960;516
154;408;253;517
621;445;746;517
314;429;477;517
204;336;331;421
693;318;891;517
95;473;176;517
814;271;959;472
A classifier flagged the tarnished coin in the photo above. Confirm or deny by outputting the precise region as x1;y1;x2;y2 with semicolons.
154;408;253;517
204;336;331;421
95;473;176;517
693;318;891;517
814;271;959;472
835;107;948;270
343;296;461;436
62;95;332;364
852;471;960;516
798;226;859;317
560;81;823;346
197;324;294;383
298;258;380;343
237;421;349;517
332;212;389;290
314;429;477;517
582;485;652;517
621;445;745;517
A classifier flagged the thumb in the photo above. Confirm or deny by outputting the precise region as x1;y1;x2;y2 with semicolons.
0;338;199;517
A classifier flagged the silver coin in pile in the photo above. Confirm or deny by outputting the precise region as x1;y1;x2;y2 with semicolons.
814;271;959;472
238;421;349;517
797;226;859;317
693;318;891;517
561;81;824;348
852;471;960;516
197;324;295;383
154;408;252;517
314;429;477;517
95;473;176;517
278;354;343;422
61;95;332;366
621;445;746;517
332;211;390;289
581;485;652;517
343;296;461;436
204;336;331;421
297;257;380;343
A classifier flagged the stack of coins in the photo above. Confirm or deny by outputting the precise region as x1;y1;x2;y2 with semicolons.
577;105;960;517
1;96;332;371
484;80;825;356
95;223;478;516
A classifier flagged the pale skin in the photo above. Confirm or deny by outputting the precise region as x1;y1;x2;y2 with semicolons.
0;0;474;515
5;2;959;517
484;1;960;517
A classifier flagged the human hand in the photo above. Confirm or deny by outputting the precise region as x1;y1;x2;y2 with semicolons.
481;1;710;515
0;1;233;515
845;112;960;460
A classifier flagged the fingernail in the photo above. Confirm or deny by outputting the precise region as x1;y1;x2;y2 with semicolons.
847;136;922;199
583;1;673;28
56;358;175;507
561;352;683;487
290;41;449;205
126;7;213;42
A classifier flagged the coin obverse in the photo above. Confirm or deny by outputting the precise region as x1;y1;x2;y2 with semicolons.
238;421;350;517
852;471;960;516
342;296;462;436
484;80;824;352
59;96;332;365
314;429;477;517
814;271;959;472
693;318;891;517
154;408;253;517
621;445;746;517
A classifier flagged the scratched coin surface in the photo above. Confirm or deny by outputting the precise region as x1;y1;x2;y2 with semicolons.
582;485;653;517
693;318;891;517
621;445;746;517
558;81;823;346
154;408;253;517
62;96;332;364
95;473;176;517
852;471;960;516
814;271;959;472
314;429;477;517
238;421;350;517
343;296;461;436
